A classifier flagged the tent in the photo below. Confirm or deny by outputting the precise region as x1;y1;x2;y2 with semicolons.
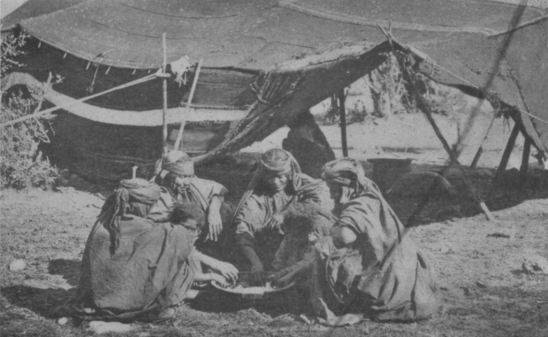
1;0;547;182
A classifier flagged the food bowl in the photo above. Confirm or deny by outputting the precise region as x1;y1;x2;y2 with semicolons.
211;277;295;299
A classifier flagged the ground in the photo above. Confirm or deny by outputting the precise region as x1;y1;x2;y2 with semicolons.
1;116;548;337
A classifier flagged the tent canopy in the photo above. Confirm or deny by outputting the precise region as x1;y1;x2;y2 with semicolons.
3;0;548;163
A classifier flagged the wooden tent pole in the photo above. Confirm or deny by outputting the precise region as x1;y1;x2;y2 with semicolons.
404;69;494;221
520;137;531;178
470;113;497;168
174;58;203;151
338;89;348;157
494;122;520;181
161;32;168;155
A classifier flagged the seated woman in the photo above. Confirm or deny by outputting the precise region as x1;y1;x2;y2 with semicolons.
270;158;439;325
71;178;237;321
232;148;332;284
154;151;228;247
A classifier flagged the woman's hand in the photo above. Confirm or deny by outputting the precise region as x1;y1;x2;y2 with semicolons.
210;261;239;283
265;213;284;233
206;210;223;242
209;273;231;287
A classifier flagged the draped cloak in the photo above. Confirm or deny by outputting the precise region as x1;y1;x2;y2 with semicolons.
73;215;198;320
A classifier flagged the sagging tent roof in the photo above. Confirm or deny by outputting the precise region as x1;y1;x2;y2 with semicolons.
0;0;86;32
6;0;548;163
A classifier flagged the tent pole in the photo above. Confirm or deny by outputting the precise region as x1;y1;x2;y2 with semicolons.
174;59;203;151
470;113;497;168
338;89;348;157
520;137;531;178
494;122;520;181
162;32;168;155
403;70;494;221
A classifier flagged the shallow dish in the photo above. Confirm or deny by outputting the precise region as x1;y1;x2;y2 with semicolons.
211;280;295;297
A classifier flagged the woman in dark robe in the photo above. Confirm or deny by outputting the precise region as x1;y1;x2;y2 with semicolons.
232;148;332;284
72;178;237;321
270;158;439;325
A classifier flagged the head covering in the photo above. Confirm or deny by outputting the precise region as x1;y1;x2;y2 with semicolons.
260;148;294;173
163;150;195;177
97;178;162;254
254;148;303;192
322;158;381;198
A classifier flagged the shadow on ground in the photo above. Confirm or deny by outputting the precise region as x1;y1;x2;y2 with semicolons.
48;259;81;287
190;286;308;317
1;286;75;319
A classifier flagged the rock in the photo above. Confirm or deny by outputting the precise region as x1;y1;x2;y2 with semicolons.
57;317;69;325
475;281;487;288
487;232;511;239
22;275;72;290
461;286;471;296
9;259;26;271
88;321;134;334
522;254;548;274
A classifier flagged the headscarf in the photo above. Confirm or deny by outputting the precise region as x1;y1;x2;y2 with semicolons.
96;178;162;254
321;158;381;198
158;150;211;214
253;148;304;194
163;150;195;177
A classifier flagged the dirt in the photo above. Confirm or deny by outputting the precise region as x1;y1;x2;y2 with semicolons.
1;106;547;337
1;160;548;337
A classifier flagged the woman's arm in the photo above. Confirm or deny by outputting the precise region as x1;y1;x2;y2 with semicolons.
206;195;223;242
194;251;238;282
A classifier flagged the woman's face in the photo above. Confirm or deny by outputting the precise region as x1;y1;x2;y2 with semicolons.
264;171;289;193
327;182;352;205
173;176;192;189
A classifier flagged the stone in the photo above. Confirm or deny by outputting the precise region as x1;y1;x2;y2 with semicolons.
8;259;26;271
522;254;548;274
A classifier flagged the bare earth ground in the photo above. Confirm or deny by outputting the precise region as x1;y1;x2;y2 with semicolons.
1;115;548;336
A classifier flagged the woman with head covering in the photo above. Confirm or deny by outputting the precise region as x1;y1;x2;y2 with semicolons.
71;178;237;321
232;148;332;284
270;158;439;325
154;151;228;244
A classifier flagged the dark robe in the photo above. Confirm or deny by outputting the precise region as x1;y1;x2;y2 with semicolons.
306;193;439;323
72;215;197;321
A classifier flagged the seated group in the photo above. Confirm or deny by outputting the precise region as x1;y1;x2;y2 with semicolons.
69;148;440;325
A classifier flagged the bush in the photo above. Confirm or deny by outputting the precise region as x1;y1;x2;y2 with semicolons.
1;33;59;190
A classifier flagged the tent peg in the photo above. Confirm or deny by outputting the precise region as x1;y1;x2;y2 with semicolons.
37;41;42;48
86;61;91;70
105;66;111;75
132;166;138;179
131;69;137;75
63;52;67;59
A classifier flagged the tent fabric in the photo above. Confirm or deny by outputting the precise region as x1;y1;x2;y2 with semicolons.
16;0;545;69
4;0;548;166
1;72;248;126
0;0;86;31
12;41;258;111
